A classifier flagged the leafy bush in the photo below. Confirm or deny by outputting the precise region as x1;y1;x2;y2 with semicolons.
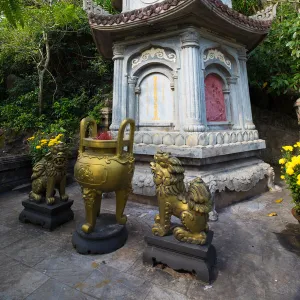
0;90;47;132
232;0;262;16
248;3;300;96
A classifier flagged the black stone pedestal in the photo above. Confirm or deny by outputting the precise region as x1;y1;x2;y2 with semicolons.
72;213;128;255
19;199;74;231
143;231;217;283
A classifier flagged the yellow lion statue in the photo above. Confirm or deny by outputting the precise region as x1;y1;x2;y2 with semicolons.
150;151;211;245
29;142;69;205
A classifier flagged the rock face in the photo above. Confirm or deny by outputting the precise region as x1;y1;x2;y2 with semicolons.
253;106;299;165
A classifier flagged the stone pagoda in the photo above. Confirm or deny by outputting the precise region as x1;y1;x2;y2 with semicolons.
83;0;280;218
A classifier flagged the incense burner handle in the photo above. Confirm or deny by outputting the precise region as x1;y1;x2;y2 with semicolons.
117;119;135;157
79;117;97;153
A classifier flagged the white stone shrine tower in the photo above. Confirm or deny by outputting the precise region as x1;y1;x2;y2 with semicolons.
83;0;280;216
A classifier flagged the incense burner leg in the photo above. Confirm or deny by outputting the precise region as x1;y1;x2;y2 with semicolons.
115;189;128;225
82;188;98;233
96;191;102;217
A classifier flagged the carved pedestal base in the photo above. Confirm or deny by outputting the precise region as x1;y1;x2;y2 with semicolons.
19;199;74;231
143;231;217;283
72;213;128;255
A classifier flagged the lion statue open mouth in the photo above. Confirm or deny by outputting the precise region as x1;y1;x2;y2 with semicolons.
29;142;69;205
150;151;211;245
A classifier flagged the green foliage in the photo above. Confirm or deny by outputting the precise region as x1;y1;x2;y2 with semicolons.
0;90;46;132
94;0;118;14
248;3;300;96
232;0;262;16
0;0;24;27
0;0;113;144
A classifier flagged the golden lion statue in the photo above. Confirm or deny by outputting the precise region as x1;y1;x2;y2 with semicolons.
29;142;69;205
150;151;211;245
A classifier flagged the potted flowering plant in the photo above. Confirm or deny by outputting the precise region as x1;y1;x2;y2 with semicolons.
279;143;300;222
0;128;4;149
27;132;65;165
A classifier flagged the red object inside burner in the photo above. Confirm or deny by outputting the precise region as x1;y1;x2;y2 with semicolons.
95;131;112;140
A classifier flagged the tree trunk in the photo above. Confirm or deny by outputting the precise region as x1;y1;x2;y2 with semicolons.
37;31;50;116
38;69;45;115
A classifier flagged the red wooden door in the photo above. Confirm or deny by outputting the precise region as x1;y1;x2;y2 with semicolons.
205;74;227;122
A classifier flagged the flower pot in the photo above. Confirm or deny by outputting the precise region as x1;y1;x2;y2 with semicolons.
291;207;300;223
74;117;135;233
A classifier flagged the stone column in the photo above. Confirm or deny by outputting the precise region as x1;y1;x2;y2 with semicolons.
135;86;141;127
238;48;255;130
110;44;125;131
181;29;205;132
172;70;180;130
227;77;242;130
127;76;138;120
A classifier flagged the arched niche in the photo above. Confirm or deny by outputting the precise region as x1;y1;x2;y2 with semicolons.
204;63;232;126
205;73;227;122
132;64;175;127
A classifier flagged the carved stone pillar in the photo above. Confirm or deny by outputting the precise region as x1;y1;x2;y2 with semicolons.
110;44;125;131
172;70;180;130
127;76;138;120
238;49;255;130
181;29;205;132
135;86;141;127
227;77;242;130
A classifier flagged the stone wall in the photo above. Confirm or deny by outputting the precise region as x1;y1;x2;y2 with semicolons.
253;106;299;165
0;153;77;193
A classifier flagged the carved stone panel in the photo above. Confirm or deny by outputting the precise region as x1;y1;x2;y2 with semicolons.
132;47;176;69
205;74;227;122
139;73;173;125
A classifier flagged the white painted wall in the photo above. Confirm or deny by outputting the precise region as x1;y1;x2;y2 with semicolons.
122;0;167;12
122;0;232;12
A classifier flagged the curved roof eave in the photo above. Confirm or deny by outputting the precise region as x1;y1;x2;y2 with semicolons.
88;0;274;58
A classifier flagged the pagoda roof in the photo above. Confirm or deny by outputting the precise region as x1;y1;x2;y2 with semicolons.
85;0;276;58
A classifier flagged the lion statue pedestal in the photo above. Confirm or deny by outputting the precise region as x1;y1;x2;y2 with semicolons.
19;142;74;231
143;151;217;283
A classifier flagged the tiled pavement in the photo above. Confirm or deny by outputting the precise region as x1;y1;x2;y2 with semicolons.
0;182;299;300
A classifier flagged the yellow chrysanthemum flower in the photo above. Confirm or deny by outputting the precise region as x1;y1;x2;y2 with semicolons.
41;139;48;143
27;136;35;141
280;175;285;180
279;158;286;165
286;167;294;175
282;146;293;151
36;145;41;149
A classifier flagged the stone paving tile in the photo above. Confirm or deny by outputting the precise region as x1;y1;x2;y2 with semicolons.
4;235;63;267
77;264;152;300
145;285;189;300
0;223;11;234
92;246;140;272
25;278;97;300
1;182;300;299
126;255;194;295
0;253;49;300
0;227;30;249
265;291;300;300
34;250;96;287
